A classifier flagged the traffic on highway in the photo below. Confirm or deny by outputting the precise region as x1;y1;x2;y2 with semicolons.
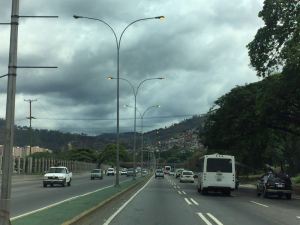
0;0;299;225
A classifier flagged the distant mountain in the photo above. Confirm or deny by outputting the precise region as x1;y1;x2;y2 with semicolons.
0;115;206;151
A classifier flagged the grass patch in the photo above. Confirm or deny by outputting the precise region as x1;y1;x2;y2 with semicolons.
12;177;146;225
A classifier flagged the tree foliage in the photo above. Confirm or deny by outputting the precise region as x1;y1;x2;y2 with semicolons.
98;144;130;165
203;75;300;174
247;0;300;77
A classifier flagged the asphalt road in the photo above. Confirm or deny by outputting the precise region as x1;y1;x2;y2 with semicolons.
9;173;130;217
105;175;300;225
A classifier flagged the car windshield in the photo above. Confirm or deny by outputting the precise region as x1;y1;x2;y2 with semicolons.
48;168;65;173
3;1;299;225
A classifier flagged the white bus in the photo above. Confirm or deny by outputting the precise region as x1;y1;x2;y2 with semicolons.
197;153;236;195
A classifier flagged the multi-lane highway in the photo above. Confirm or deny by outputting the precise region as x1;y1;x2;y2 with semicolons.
9;173;130;218
103;175;300;225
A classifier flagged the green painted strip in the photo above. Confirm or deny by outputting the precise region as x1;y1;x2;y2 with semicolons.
12;177;145;225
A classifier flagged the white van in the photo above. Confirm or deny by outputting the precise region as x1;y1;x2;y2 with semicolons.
164;166;171;175
197;153;235;195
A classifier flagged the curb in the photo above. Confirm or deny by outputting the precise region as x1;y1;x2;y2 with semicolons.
62;175;151;225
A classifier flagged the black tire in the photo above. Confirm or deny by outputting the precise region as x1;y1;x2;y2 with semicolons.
202;189;207;195
286;193;292;200
43;183;47;188
67;179;71;186
197;187;201;193
50;183;54;187
263;188;268;198
278;193;283;199
62;179;66;187
223;190;231;196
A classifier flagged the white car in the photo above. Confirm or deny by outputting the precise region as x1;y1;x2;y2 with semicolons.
107;168;115;176
120;168;127;175
43;166;72;187
180;170;194;183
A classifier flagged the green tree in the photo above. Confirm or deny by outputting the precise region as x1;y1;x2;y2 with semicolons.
247;0;300;77
98;144;129;165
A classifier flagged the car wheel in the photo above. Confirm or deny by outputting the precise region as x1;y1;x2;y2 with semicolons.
50;183;54;187
278;193;283;199
201;188;207;195
43;183;47;188
91;177;94;180
62;179;66;187
263;188;268;198
68;179;71;186
286;193;292;200
197;187;201;193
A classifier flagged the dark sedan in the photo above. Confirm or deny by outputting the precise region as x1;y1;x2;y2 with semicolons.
256;172;292;199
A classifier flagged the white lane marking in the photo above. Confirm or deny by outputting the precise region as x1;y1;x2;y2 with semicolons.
250;201;269;208
190;198;199;206
182;191;186;195
197;213;212;225
173;186;177;189
184;198;192;205
177;186;180;189
207;213;223;225
103;177;152;225
11;183;114;220
178;191;182;195
297;216;300;219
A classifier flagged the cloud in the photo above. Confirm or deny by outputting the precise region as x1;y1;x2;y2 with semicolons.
0;0;264;135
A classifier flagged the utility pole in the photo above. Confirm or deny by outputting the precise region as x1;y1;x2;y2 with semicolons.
0;1;19;224
0;2;57;223
24;99;37;155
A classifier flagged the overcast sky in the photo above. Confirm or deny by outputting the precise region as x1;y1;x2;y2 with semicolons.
0;0;263;135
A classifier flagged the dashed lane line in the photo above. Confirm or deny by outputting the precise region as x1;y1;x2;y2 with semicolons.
103;177;152;225
178;191;182;195
297;216;300;219
207;213;224;225
182;191;186;195
184;198;192;205
190;198;199;206
250;201;269;208
197;213;212;225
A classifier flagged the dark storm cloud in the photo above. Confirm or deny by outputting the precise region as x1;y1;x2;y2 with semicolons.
0;0;263;134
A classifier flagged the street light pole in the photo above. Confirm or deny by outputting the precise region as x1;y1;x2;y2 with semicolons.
74;15;164;186
109;77;163;178
140;105;160;174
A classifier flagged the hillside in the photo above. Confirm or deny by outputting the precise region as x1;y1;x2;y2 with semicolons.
0;115;205;151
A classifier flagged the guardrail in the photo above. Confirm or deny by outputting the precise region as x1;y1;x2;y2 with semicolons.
0;157;97;174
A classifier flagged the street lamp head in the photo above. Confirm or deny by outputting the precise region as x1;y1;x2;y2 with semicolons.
106;76;115;80
155;16;165;20
73;15;81;19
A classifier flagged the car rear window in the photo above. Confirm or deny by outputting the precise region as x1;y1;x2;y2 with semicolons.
206;158;232;173
92;169;100;173
182;171;193;175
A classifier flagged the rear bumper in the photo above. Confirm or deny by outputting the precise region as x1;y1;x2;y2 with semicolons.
204;186;234;191
266;188;292;194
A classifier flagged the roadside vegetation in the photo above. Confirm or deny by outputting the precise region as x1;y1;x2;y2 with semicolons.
201;0;300;176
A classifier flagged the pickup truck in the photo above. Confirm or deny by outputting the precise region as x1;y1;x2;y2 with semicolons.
43;166;72;187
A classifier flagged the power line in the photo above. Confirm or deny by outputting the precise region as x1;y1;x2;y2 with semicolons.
34;114;205;121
